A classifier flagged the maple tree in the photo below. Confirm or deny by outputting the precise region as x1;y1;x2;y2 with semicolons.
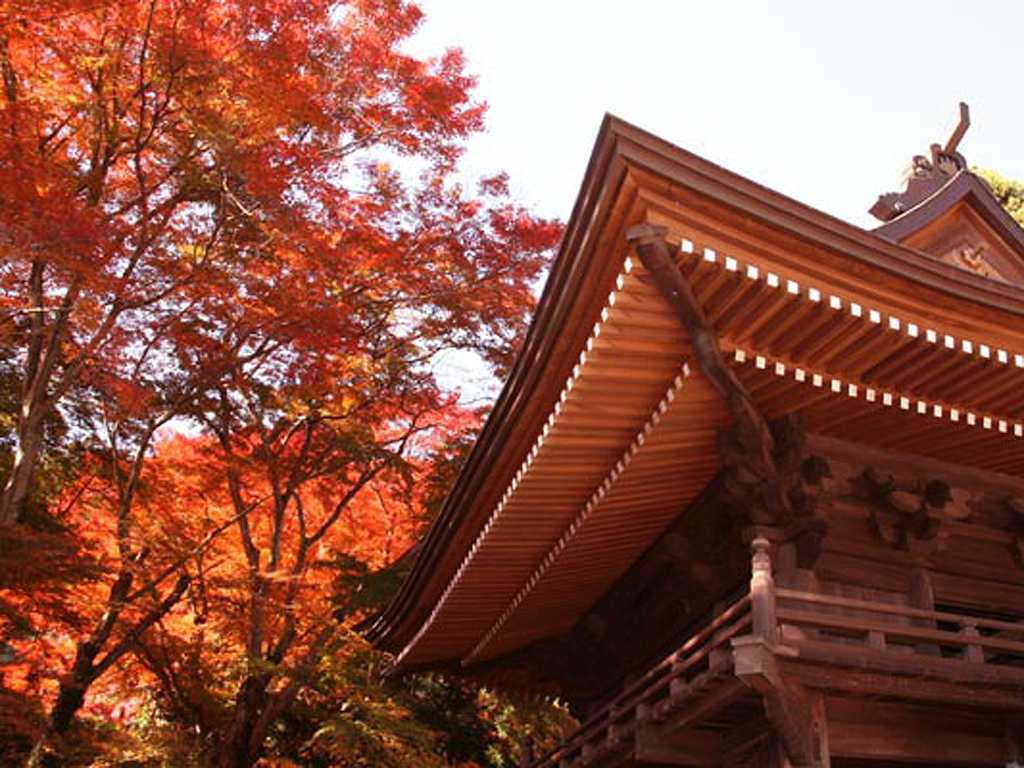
198;394;473;766
0;0;561;764
121;421;485;764
0;0;558;526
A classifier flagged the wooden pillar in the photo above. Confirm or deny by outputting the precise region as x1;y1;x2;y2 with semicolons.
807;692;831;768
909;566;940;656
1006;716;1024;768
751;536;778;644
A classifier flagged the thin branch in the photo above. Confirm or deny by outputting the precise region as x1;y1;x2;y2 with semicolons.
92;573;190;679
126;494;270;602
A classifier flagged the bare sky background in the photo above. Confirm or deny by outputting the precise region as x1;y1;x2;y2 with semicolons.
410;0;1024;229
411;0;1024;397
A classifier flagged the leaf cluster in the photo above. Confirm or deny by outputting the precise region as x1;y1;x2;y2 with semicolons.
976;167;1024;227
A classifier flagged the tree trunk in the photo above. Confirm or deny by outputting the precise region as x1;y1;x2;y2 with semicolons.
26;641;102;768
49;646;98;733
219;673;272;768
0;403;45;525
28;572;189;767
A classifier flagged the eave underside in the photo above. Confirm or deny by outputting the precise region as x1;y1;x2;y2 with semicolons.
378;117;1024;682
397;240;1024;670
396;257;730;669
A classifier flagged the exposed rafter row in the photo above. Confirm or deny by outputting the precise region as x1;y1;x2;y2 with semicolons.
462;363;693;666
395;257;638;667
735;348;1024;438
681;238;1024;368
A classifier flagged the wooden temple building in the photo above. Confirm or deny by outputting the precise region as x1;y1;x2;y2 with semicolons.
367;104;1024;766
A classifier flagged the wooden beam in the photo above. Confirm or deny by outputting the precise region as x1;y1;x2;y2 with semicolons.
627;224;790;521
659;676;749;732
830;719;1003;764
783;648;1024;709
721;715;774;764
827;694;1013;765
634;723;721;766
805;432;1024;497
732;637;830;767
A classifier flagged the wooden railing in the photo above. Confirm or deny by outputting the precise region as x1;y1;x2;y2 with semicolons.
776;588;1024;665
532;594;752;767
530;535;1024;766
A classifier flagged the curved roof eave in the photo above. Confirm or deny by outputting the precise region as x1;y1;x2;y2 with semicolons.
365;114;631;651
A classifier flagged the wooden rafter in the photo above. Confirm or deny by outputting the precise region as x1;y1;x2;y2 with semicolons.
628;223;794;521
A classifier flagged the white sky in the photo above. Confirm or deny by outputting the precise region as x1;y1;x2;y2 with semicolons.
411;0;1024;398
411;0;1024;229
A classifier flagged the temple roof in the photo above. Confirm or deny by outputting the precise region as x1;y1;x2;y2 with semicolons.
366;113;1024;677
870;103;1024;283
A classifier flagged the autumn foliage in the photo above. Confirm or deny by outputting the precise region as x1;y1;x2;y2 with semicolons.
0;0;564;764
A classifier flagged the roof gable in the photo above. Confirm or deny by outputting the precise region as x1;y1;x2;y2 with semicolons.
873;171;1024;283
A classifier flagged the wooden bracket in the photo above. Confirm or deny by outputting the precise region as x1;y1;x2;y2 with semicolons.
726;415;831;532
732;637;830;767
858;467;954;557
627;224;793;522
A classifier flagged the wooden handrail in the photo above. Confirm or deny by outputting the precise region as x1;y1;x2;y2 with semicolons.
533;594;752;766
777;608;1024;656
776;588;1024;636
608;612;752;725
673;594;753;662
536;581;1024;766
590;594;752;728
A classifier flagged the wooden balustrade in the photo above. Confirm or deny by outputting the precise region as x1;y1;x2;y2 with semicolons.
775;587;1024;664
532;595;752;767
531;538;1024;767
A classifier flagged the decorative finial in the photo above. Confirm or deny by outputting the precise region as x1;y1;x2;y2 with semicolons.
942;102;970;155
869;102;971;222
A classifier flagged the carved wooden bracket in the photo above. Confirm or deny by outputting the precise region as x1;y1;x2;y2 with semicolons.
627;224;796;523
723;414;833;536
857;468;966;556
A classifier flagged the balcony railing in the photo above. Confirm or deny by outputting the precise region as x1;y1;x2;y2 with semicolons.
776;588;1024;665
533;594;752;767
531;535;1024;767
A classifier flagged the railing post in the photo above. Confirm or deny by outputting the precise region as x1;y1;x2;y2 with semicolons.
750;536;778;644
708;600;730;674
961;619;984;663
867;630;887;651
